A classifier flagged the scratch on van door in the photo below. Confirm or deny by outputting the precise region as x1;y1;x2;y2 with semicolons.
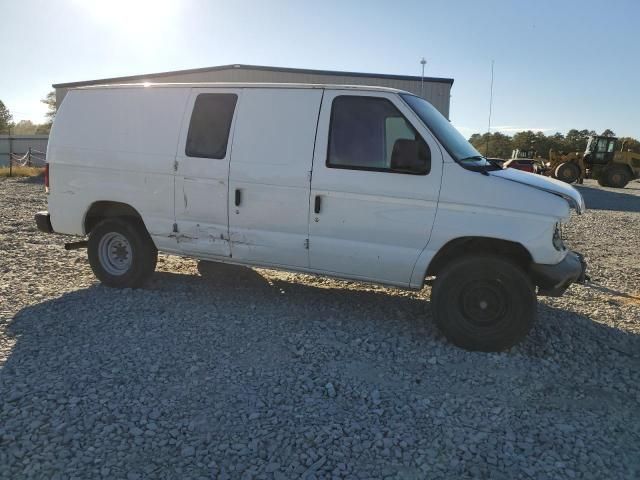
229;231;253;247
171;225;225;244
183;191;188;209
173;233;197;243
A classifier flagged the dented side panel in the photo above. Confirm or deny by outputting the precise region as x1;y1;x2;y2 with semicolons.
172;88;242;257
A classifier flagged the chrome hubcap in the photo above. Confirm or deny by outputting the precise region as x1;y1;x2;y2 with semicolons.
98;232;132;276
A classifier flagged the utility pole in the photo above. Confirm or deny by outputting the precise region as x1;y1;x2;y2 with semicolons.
485;60;495;157
420;57;427;97
8;124;12;177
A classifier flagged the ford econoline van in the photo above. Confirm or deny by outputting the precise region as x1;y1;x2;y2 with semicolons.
35;83;587;351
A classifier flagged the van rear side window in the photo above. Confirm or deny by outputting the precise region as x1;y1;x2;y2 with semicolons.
186;94;238;159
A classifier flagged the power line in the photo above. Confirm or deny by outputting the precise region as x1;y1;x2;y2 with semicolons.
485;60;495;156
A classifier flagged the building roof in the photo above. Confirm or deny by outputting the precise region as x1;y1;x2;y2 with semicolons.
74;82;412;94
53;63;454;89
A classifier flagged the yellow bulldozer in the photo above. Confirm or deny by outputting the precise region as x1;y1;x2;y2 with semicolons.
546;136;640;188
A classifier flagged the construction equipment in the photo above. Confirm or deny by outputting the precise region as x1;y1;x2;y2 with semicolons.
546;136;640;188
547;150;585;184
511;149;536;160
510;149;547;173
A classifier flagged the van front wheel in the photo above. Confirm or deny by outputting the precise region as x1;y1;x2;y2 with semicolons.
431;255;536;351
88;218;157;288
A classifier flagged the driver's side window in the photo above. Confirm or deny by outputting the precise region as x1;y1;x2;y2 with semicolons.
327;95;430;175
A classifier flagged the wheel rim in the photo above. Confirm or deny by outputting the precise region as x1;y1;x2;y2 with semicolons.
459;282;509;327
611;173;622;185
98;232;133;276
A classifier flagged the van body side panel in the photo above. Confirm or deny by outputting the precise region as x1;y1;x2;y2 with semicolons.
173;88;242;257
309;90;444;286
408;162;570;287
46;87;189;249
228;88;322;267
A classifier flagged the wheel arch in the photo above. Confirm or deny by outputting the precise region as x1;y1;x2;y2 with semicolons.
425;237;533;277
83;201;147;235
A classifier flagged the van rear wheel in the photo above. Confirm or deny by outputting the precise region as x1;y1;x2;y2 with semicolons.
88;218;157;288
431;254;536;351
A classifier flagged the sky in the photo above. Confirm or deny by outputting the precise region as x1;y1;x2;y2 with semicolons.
1;0;638;138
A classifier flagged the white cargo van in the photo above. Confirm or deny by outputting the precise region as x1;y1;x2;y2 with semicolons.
36;83;587;351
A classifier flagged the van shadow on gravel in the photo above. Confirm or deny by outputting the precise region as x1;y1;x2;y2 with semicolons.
1;264;639;477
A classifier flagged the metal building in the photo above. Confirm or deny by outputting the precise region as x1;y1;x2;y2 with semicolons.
53;64;454;118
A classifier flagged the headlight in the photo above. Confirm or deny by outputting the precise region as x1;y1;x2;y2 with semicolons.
552;222;565;251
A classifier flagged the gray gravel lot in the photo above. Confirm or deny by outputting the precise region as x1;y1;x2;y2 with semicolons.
1;177;639;479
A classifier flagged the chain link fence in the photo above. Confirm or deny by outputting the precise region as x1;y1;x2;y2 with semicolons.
0;135;48;175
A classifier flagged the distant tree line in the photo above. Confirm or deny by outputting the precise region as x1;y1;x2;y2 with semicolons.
0;91;56;135
470;129;640;159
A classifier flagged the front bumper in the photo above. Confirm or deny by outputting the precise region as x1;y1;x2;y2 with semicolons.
35;211;54;234
530;251;587;297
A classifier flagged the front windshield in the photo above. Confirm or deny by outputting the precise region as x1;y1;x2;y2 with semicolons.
401;94;486;165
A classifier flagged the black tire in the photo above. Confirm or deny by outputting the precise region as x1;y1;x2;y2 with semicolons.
431;254;536;352
597;176;609;187
554;162;580;184
604;165;630;189
88;218;157;288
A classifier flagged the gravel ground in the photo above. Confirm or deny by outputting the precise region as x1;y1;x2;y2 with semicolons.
1;177;639;479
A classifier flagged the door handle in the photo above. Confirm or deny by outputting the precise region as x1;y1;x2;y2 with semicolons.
235;189;241;207
314;195;321;214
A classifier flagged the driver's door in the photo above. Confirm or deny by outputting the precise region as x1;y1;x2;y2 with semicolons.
308;90;444;286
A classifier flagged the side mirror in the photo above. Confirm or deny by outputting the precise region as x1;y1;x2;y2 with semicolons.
390;139;430;174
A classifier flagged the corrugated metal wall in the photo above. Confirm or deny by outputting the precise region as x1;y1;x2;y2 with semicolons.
56;68;452;118
0;135;49;167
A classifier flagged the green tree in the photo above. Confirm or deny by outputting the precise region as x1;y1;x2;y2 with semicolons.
548;132;566;151
35;124;51;135
469;132;513;159
563;129;593;153
601;129;616;137
466;128;640;160
619;137;640;153
0;100;12;134
12;120;38;135
511;130;538;150
40;90;57;131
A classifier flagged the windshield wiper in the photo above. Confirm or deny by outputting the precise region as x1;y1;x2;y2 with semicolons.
458;155;486;163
